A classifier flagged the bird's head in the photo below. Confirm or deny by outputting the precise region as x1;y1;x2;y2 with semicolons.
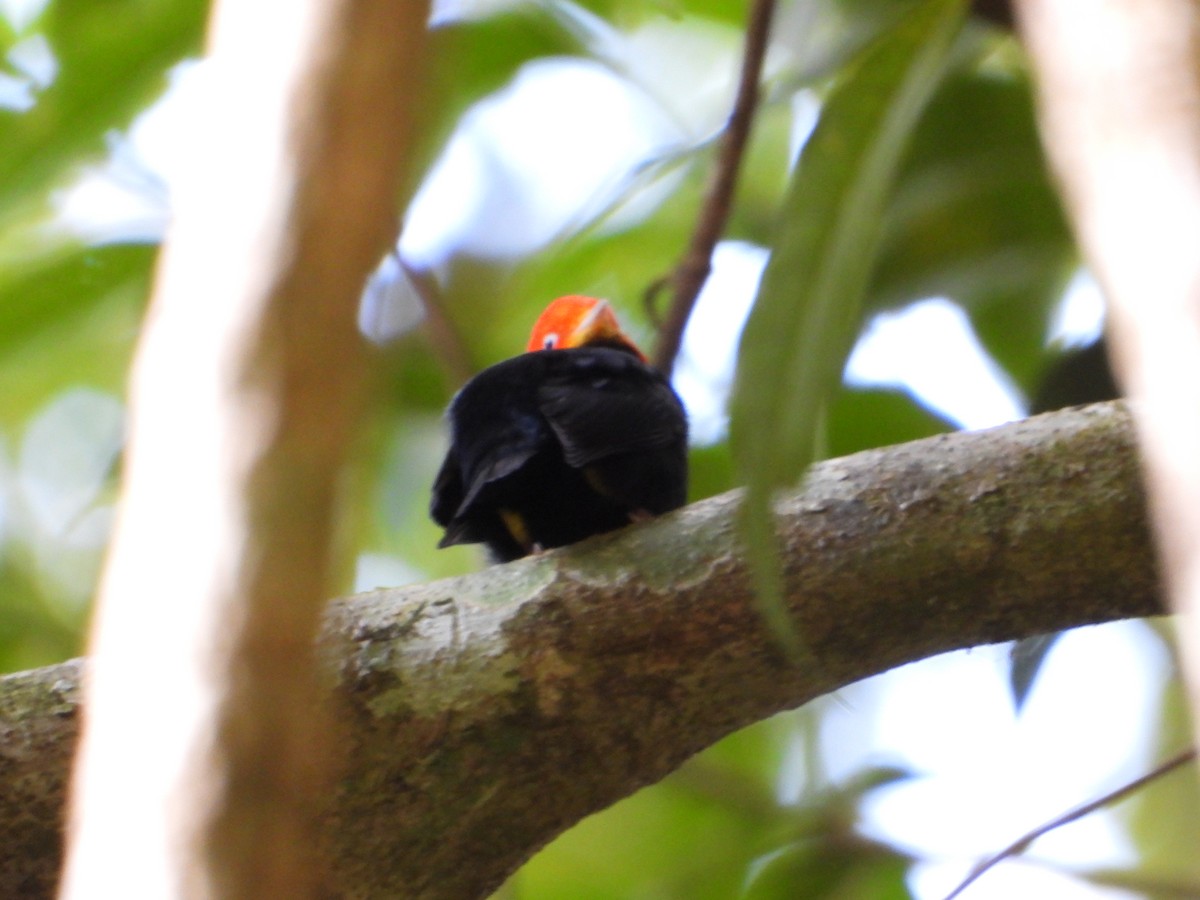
527;295;646;360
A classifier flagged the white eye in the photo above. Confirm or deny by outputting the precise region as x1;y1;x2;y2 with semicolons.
543;333;558;349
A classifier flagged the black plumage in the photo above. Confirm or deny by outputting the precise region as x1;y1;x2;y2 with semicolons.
431;345;688;562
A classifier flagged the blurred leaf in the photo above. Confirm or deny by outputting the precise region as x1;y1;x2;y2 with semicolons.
0;553;84;672
1077;868;1200;897
680;712;814;802
871;52;1076;392
423;0;734;179
740;765;913;899
1126;655;1200;887
833;764;913;801
0;242;153;360
502;170;709;352
569;0;749;29
769;0;927;91
1030;338;1118;413
688;441;738;502
826;386;952;458
509;771;765;899
510;716;809;900
538;0;646;67
1007;632;1059;712
0;0;205;216
659;0;748;26
367;412;486;582
729;0;967;647
729;98;801;244
0;1;194;681
742;837;911;900
0;243;150;426
426;7;575;132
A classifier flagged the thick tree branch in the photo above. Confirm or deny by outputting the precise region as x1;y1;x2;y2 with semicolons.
0;402;1159;898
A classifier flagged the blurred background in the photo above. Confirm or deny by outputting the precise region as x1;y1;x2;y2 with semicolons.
0;0;1193;896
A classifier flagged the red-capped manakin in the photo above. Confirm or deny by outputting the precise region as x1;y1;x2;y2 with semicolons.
431;295;688;562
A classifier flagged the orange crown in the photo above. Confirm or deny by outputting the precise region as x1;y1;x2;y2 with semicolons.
526;295;644;359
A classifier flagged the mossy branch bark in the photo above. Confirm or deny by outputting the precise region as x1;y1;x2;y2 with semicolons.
0;401;1160;898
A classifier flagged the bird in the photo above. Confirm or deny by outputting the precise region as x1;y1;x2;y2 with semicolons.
430;295;688;562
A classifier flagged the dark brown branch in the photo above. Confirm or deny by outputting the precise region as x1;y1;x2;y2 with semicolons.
971;0;1014;28
650;0;777;374
944;747;1196;899
0;402;1161;898
400;256;476;387
650;0;1011;373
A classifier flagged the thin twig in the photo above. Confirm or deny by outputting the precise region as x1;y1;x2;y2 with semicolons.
943;747;1197;900
399;254;475;387
650;0;777;375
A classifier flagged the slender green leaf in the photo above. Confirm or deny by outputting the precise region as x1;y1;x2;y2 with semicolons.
729;0;967;645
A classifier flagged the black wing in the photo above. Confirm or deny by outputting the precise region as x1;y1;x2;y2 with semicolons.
429;451;463;528
430;354;551;533
536;350;686;468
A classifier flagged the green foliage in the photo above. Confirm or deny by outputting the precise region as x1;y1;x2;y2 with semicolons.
0;0;205;221
0;0;204;670
730;0;966;648
0;0;1182;897
873;51;1075;391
